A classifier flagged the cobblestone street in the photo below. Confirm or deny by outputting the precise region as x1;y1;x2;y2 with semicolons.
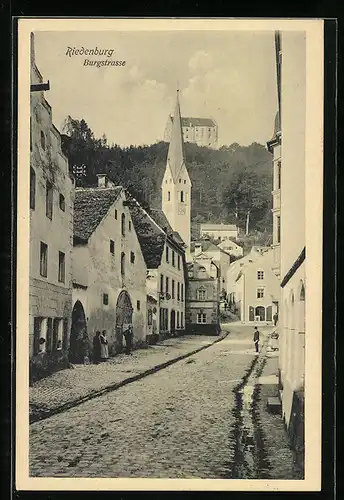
30;325;298;479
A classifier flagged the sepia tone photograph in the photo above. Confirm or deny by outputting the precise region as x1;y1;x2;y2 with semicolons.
16;18;324;491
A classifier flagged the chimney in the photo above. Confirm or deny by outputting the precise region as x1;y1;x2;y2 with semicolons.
96;174;115;188
195;243;202;257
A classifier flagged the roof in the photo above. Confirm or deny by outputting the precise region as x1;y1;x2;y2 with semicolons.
201;224;237;231
150;208;185;247
190;239;230;258
167;91;186;182
218;240;242;250
74;187;123;241
171;116;217;128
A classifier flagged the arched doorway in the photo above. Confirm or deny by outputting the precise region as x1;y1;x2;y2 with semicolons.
70;300;87;363
255;306;265;321
115;291;133;352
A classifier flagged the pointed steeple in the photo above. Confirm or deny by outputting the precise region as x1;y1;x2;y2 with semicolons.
167;89;186;182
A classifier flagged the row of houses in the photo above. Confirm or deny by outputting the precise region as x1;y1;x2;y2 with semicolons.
29;34;224;380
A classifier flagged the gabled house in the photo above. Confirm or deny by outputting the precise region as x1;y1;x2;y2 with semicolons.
228;248;280;324
185;253;220;335
190;239;231;291
217;239;244;258
128;199;187;343
71;175;147;361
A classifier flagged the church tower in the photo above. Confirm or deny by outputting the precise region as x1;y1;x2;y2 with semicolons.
162;90;192;256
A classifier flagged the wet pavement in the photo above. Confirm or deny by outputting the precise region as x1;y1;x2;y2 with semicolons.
29;324;300;479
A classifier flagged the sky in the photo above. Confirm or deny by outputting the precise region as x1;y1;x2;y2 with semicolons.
33;30;278;148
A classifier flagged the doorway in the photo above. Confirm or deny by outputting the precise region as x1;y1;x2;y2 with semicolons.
70;300;87;363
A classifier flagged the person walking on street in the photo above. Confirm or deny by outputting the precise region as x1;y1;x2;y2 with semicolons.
253;326;260;353
273;312;278;326
92;331;101;364
100;330;109;361
124;325;133;355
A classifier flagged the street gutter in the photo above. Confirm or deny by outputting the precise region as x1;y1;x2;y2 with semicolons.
30;331;229;425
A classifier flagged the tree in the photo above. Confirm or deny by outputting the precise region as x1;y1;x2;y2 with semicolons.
223;167;271;235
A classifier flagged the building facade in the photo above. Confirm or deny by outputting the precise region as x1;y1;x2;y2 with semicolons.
129;200;186;343
71;177;147;360
29;34;74;379
267;31;306;468
164;116;218;149
227;249;280;324
190;239;231;291
200;223;238;242
185;256;220;335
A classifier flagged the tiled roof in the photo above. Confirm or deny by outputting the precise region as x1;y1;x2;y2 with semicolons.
190;239;230;256
127;202;167;269
150;209;185;247
201;223;237;231
74;187;122;241
171;116;217;128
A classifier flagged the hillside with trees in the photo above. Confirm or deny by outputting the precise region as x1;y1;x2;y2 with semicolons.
61;116;273;238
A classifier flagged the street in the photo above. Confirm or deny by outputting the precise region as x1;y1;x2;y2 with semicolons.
30;325;285;479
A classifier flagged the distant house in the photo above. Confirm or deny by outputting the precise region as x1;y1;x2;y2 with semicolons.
217;239;244;258
227;248;280;324
164;115;218;149
72;175;147;360
200;223;238;241
190;239;231;290
186;255;220;335
29;33;74;379
128;200;187;343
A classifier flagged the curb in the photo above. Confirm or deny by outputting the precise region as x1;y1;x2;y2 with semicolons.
30;331;229;425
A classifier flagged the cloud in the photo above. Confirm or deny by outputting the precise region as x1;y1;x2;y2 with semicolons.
188;50;213;73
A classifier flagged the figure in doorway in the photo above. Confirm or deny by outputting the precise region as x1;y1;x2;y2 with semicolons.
92;331;101;364
100;330;109;361
273;312;279;326
124;325;133;355
253;326;260;353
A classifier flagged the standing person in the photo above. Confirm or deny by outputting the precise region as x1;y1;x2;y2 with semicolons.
123;325;133;355
100;330;109;361
273;312;278;326
92;331;101;364
253;326;260;353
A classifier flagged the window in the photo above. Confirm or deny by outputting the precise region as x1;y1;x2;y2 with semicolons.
58;251;65;283
110;239;115;255
181;284;184;302
165;276;169;294
257;288;265;299
184;180;186;184
172;280;175;299
129;220;132;231
180;191;184;202
178;255;181;270
168;191;171;201
59;193;65;211
197;288;206;300
52;318;63;351
257;271;264;280
46;318;53;353
166;246;169;263
179;179;181;183
40;130;46;150
277;216;281;243
103;293;109;305
137;300;141;311
197;313;207;324
177;282;180;301
172;251;175;267
160;274;164;293
46;181;53;219
40;242;48;277
33;317;42;355
177;311;180;328
121;252;125;276
115;209;118;220
30;167;36;210
181;312;184;328
121;213;126;236
130;251;135;264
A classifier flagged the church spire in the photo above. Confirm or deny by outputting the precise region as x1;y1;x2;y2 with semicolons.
167;89;186;182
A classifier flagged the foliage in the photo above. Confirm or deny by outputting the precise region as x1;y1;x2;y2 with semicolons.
61;116;273;234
